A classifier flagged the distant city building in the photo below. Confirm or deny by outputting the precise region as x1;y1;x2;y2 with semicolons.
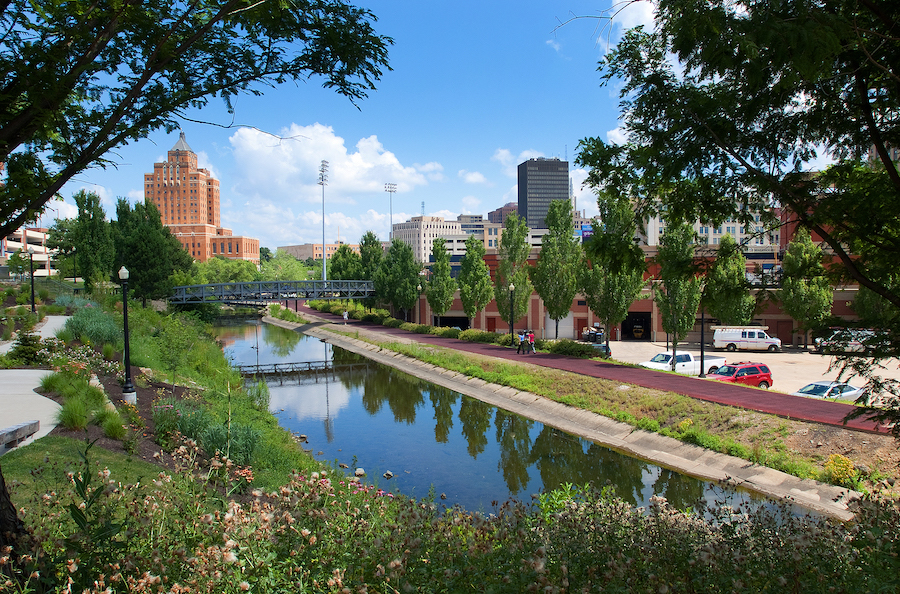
517;158;569;229
278;243;359;261
487;202;518;225
144;132;259;264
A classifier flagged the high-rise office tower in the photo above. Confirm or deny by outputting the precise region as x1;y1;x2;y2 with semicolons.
144;132;259;263
517;158;570;229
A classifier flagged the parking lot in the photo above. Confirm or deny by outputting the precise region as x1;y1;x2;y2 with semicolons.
608;339;900;396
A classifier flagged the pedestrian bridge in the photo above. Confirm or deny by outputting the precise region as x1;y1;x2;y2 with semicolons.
169;280;374;305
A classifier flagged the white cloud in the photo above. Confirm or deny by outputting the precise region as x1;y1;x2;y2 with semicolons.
492;148;545;178
546;39;561;53
461;195;481;214
570;168;598;219
607;127;628;145
458;169;488;184
224;124;433;247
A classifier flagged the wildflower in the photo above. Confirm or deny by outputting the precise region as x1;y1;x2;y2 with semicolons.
239;582;250;591
223;551;238;564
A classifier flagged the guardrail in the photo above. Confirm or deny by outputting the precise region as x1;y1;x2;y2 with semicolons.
170;280;375;305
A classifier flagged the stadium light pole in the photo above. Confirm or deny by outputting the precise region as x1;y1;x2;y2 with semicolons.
384;183;396;240
319;160;329;283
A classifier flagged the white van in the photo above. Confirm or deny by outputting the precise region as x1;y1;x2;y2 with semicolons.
713;326;782;352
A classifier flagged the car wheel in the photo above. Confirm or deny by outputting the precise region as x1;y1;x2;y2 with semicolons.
758;381;769;389
726;344;737;352
708;366;719;374
767;345;778;352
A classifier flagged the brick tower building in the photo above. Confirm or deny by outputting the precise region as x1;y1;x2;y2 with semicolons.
144;132;259;264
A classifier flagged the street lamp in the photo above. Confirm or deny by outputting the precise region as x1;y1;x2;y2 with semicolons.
27;247;35;313
416;284;422;324
119;266;136;404
508;283;515;341
385;183;396;240
319;160;329;282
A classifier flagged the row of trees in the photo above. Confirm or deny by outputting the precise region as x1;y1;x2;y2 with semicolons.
44;191;193;304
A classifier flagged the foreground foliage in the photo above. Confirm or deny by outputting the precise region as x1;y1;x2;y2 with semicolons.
3;441;899;593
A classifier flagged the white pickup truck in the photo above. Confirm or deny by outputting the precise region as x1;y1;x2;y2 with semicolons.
639;351;727;376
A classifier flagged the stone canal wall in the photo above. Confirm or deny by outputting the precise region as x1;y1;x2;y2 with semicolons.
262;315;858;521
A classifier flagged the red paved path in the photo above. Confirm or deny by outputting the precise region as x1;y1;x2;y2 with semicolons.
294;304;885;435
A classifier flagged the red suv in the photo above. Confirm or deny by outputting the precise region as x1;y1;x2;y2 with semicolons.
707;362;773;389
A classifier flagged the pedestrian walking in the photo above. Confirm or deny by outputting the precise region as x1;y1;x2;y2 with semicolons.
343;311;349;325
527;330;536;354
516;330;525;354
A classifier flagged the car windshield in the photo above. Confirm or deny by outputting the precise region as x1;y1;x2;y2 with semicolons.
712;365;737;376
797;383;831;396
649;354;671;363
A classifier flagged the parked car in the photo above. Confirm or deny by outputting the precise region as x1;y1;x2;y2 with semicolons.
639;351;726;376
713;326;781;352
813;328;887;354
706;362;773;388
593;343;612;359
791;381;863;400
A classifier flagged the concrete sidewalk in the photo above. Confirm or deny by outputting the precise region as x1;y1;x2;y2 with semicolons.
0;316;69;449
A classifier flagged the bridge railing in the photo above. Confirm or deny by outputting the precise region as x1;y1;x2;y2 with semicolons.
170;280;375;304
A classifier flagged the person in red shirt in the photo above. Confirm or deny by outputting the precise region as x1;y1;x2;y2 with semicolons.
527;330;536;354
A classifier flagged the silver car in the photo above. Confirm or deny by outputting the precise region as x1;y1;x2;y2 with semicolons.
791;381;863;400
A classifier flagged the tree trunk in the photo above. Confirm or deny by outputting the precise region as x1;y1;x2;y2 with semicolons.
0;463;25;556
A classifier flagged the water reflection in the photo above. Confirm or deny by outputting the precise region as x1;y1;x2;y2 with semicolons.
216;322;763;514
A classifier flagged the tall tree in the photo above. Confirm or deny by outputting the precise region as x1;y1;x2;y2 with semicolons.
780;228;834;348
0;0;392;237
114;199;192;306
359;231;383;280
580;192;647;348
494;214;533;332
258;250;309;281
575;0;900;425
330;244;363;280
426;238;455;326
373;239;421;321
704;234;755;326
46;217;78;281
73;191;114;293
531;200;581;338
457;234;494;327
654;221;702;367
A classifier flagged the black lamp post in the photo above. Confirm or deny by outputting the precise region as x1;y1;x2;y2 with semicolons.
119;266;136;404
508;283;515;341
27;247;36;313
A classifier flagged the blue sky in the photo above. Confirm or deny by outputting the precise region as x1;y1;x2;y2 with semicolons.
46;1;655;250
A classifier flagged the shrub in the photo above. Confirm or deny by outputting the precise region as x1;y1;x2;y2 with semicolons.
38;288;50;302
53;295;96;309
822;454;857;487
459;329;502;344
9;331;46;365
548;339;596;358
201;423;260;465
65;305;121;346
382;317;403;328
400;322;431;334
56;396;90;430
431;326;461;339
101;342;117;361
247;380;270;411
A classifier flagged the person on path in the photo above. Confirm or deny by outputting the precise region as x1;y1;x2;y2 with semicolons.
516;330;526;354
343;311;349;325
527;330;536;354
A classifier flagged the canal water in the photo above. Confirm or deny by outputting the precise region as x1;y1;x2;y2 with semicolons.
216;321;773;515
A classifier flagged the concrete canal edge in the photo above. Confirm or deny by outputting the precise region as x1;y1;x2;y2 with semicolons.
261;315;859;521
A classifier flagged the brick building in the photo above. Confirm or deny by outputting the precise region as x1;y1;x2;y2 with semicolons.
144;132;259;264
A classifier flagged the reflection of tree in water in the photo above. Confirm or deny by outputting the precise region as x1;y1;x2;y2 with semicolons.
427;385;459;443
529;428;653;507
358;364;423;423
262;324;302;357
494;409;533;495
332;347;370;392
458;397;491;458
651;467;705;512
